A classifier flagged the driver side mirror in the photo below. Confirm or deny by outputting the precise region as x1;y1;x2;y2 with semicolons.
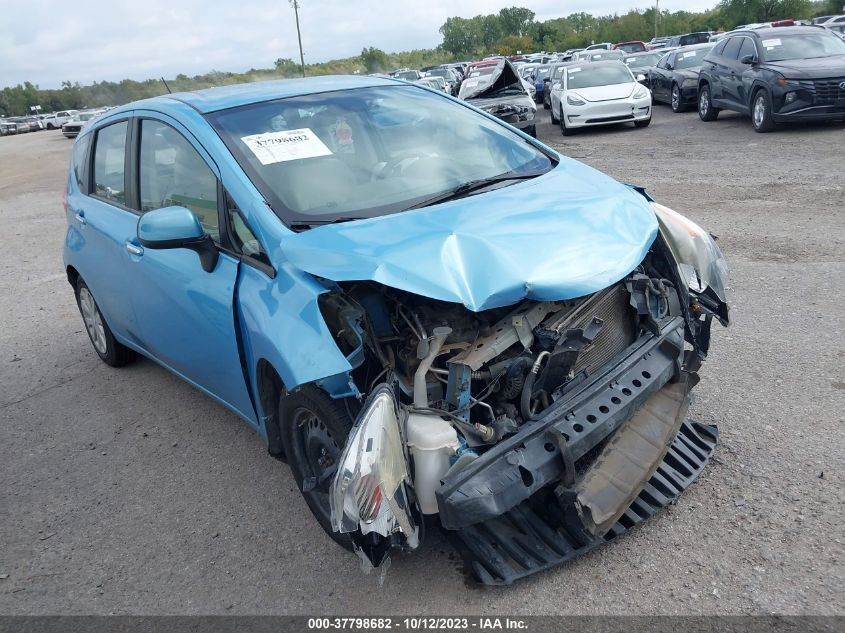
665;63;673;70
137;206;219;273
636;73;647;82
740;54;758;65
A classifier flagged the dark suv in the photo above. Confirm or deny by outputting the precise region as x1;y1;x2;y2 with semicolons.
697;26;845;132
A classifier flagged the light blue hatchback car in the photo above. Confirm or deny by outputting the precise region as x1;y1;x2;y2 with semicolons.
64;75;729;584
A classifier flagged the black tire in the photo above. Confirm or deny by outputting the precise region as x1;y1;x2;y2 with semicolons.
525;124;537;138
74;279;136;367
751;89;775;133
560;107;573;136
698;84;719;121
671;84;687;113
280;385;357;550
635;117;651;128
543;100;550;110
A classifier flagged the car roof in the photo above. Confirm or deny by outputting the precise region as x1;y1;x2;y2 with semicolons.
732;25;827;37
114;75;402;115
624;50;662;57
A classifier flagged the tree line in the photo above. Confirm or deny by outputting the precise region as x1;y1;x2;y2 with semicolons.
1;0;839;116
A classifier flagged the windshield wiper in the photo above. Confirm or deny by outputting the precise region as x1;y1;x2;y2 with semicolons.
404;172;545;211
288;216;363;231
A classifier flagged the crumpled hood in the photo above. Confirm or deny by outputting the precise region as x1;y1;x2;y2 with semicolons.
459;59;524;100
280;158;658;312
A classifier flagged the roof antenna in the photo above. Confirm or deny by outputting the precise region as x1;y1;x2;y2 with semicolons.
161;77;172;94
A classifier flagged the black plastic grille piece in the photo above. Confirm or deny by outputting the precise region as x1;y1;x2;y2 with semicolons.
451;421;718;585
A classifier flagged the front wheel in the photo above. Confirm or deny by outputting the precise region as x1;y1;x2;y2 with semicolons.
550;104;559;124
560;108;573;136
280;385;357;550
671;84;686;113
751;89;775;132
635;117;651;128
698;84;719;121
75;279;136;367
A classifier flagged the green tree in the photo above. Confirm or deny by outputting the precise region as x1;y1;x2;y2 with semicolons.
360;47;390;73
439;16;482;57
498;6;535;37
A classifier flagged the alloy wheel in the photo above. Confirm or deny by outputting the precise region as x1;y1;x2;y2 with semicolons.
79;287;107;355
671;86;680;111
753;95;766;128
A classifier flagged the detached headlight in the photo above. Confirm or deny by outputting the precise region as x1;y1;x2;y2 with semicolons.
330;385;419;549
633;86;649;99
681;78;698;89
567;94;585;106
650;202;730;321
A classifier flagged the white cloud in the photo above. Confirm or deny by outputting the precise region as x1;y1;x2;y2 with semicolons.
0;0;717;88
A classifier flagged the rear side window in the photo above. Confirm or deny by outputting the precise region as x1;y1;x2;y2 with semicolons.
73;134;91;193
93;121;128;205
139;120;219;241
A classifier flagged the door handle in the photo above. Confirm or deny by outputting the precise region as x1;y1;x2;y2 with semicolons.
125;242;144;256
74;210;86;225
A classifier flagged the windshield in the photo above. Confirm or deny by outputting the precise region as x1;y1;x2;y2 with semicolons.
625;53;662;68
760;32;845;61
427;68;450;78
566;64;633;89
674;47;712;69
394;71;417;81
207;85;554;227
616;42;645;53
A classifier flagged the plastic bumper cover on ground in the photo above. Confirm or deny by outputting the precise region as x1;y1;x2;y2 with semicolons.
452;420;718;585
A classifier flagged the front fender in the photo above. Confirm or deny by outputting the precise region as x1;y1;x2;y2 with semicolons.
236;262;355;409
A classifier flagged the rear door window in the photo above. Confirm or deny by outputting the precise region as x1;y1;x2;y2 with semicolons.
93;121;128;205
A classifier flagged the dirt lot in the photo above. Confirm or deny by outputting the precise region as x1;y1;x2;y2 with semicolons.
1;106;843;615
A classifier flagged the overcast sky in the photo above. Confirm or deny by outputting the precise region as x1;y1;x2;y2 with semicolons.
1;0;717;89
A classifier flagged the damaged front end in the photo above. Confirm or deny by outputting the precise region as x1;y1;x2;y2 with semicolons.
316;199;728;583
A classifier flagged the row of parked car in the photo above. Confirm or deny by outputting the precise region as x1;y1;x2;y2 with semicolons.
520;25;845;134
0;108;110;138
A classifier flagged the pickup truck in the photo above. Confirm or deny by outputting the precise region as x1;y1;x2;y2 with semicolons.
43;110;79;130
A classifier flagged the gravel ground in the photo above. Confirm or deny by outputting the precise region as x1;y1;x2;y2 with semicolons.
1;106;843;615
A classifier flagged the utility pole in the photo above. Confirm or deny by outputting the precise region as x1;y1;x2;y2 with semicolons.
291;0;306;78
654;0;659;40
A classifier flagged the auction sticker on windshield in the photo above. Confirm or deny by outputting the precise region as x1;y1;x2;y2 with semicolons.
241;128;332;165
761;38;782;49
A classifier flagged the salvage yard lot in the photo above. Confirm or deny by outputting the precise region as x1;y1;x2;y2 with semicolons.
1;106;843;614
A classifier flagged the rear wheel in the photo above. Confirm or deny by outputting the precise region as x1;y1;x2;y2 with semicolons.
75;279;136;367
751;89;775;132
670;84;686;113
280;385;357;550
698;84;719;121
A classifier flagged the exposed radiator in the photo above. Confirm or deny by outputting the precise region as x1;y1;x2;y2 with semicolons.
550;283;637;377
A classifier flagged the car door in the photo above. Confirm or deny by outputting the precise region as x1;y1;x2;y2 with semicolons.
71;117;141;342
651;53;672;101
125;113;257;422
736;37;760;107
716;37;745;108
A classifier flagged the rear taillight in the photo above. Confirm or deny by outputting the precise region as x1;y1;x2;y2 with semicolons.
62;184;68;214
